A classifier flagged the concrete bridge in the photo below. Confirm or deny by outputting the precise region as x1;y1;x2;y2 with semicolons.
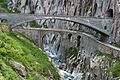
0;13;113;36
13;28;120;58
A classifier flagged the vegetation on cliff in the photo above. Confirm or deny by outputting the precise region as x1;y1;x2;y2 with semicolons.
68;47;78;57
108;61;120;77
115;43;120;48
30;21;48;28
0;0;10;12
0;23;60;80
0;0;20;13
108;43;120;77
96;50;120;78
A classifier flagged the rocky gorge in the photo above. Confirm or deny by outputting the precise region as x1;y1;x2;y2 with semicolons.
1;0;120;80
41;31;119;80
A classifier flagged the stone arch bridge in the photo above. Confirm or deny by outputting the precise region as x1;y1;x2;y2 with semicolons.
13;28;120;58
0;13;113;36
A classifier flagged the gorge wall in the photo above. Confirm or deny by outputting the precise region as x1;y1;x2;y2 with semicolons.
4;0;120;79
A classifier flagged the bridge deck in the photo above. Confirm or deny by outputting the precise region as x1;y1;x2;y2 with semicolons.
0;13;113;36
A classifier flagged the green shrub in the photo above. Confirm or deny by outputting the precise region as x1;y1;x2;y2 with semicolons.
96;50;120;77
69;47;78;57
0;40;5;48
0;0;4;3
108;61;120;77
115;43;120;48
30;21;40;28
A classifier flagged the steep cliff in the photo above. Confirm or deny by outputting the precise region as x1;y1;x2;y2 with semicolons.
7;0;114;17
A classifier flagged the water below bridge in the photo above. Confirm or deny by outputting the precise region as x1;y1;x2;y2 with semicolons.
42;32;82;80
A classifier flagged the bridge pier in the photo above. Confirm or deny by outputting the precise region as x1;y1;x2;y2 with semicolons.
38;30;45;49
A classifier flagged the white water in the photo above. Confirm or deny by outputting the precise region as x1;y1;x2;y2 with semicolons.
43;33;74;80
44;49;74;80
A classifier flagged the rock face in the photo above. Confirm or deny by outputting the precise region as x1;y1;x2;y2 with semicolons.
62;49;116;80
8;0;114;17
6;0;120;80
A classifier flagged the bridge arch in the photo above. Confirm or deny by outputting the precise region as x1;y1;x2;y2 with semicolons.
11;16;108;36
0;13;109;36
39;30;63;49
77;35;81;47
68;33;72;40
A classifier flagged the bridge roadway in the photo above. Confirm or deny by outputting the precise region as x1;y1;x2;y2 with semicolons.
0;13;113;36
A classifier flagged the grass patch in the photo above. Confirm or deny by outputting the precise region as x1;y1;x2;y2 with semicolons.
0;59;20;80
0;24;60;79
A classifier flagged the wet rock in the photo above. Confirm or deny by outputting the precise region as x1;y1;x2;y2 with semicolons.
59;63;66;70
73;73;83;80
59;70;74;80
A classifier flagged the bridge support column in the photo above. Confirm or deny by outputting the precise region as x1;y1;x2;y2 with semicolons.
38;30;44;49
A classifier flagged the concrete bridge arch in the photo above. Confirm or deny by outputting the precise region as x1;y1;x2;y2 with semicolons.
0;13;111;36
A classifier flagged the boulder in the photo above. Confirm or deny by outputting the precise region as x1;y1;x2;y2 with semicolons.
9;60;26;78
